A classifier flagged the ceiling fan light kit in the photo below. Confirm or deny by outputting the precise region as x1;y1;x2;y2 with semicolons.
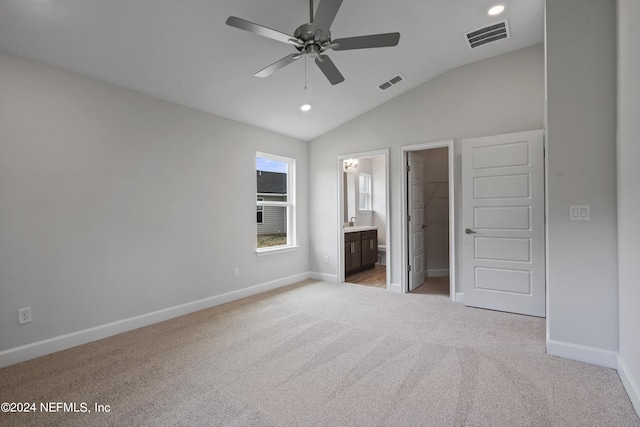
226;0;400;85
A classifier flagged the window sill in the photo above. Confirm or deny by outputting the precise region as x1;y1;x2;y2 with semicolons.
255;245;299;256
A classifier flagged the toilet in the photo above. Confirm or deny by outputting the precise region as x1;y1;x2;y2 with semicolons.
377;245;386;265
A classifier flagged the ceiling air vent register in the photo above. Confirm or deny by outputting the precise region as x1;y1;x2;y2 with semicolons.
465;20;510;49
378;74;405;91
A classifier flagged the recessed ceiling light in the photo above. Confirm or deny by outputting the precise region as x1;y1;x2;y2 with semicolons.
300;104;312;112
488;4;505;16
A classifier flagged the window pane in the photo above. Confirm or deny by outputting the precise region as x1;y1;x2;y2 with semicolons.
359;174;367;192
257;205;288;248
257;157;288;202
359;173;372;210
359;193;367;209
256;156;288;174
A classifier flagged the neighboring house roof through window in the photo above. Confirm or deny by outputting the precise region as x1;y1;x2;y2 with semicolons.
257;171;286;194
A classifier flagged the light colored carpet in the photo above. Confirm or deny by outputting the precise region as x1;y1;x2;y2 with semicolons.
1;280;638;426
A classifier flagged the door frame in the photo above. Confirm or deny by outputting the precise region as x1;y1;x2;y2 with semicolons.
337;149;390;288
401;140;456;299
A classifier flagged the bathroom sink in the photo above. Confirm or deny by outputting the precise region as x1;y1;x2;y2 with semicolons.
343;225;377;232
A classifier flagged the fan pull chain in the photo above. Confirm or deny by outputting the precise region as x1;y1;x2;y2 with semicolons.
304;55;307;91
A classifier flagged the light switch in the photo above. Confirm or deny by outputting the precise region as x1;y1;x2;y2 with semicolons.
570;206;580;220
569;205;590;221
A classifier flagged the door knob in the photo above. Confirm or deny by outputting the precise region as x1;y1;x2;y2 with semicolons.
465;228;476;234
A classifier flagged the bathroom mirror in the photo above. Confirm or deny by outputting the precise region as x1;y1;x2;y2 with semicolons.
344;172;357;223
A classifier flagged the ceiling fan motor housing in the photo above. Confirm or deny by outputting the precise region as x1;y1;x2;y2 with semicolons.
294;23;331;59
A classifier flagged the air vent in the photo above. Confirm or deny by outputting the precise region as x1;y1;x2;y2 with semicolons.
378;74;404;91
465;20;510;49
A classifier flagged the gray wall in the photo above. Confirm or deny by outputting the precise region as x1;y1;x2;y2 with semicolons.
0;53;309;354
617;0;640;413
309;44;544;289
545;0;618;353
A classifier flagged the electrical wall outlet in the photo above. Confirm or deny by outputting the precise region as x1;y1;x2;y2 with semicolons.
324;256;329;264
233;268;240;278
18;307;32;325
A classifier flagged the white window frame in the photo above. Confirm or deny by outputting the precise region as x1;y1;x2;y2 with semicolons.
256;152;297;255
359;172;372;212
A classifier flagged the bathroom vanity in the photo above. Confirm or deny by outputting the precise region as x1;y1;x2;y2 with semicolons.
344;227;378;275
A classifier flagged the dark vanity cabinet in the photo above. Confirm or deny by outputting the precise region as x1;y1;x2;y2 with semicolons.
345;229;378;275
361;230;378;268
345;231;362;273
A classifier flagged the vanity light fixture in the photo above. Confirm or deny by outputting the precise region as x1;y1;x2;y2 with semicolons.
488;4;505;16
344;159;358;170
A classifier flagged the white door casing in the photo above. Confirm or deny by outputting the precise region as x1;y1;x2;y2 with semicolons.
408;152;425;291
462;130;545;317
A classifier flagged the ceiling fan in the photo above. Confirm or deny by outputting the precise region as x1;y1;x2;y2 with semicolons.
226;0;400;85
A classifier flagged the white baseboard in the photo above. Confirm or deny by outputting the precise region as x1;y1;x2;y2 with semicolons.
389;282;402;294
546;339;618;369
0;272;310;369
308;272;338;283
427;269;450;277
455;292;464;303
618;355;640;417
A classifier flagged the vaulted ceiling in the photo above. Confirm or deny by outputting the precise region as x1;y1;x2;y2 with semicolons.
0;0;544;140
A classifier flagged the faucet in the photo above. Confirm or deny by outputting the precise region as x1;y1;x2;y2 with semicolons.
349;217;357;227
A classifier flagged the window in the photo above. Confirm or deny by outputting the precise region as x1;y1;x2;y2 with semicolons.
256;152;296;253
359;173;372;211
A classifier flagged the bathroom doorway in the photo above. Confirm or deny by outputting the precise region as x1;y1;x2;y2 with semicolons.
337;149;390;289
401;140;456;299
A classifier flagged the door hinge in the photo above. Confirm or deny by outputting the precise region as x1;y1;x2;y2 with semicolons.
408;265;412;272
408;214;411;222
407;164;411;173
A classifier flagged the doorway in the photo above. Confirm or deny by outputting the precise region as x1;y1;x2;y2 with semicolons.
337;150;390;289
401;140;456;300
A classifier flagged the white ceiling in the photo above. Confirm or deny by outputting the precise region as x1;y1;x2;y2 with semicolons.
0;0;544;141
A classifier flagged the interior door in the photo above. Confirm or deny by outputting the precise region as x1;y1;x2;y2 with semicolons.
462;130;545;317
408;152;425;291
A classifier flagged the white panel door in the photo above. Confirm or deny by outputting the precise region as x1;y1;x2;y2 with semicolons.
462;130;545;317
408;152;425;291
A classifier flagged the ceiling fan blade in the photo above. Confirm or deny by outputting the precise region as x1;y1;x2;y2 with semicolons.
310;0;343;36
315;55;345;85
226;16;297;45
255;53;302;78
333;32;400;50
